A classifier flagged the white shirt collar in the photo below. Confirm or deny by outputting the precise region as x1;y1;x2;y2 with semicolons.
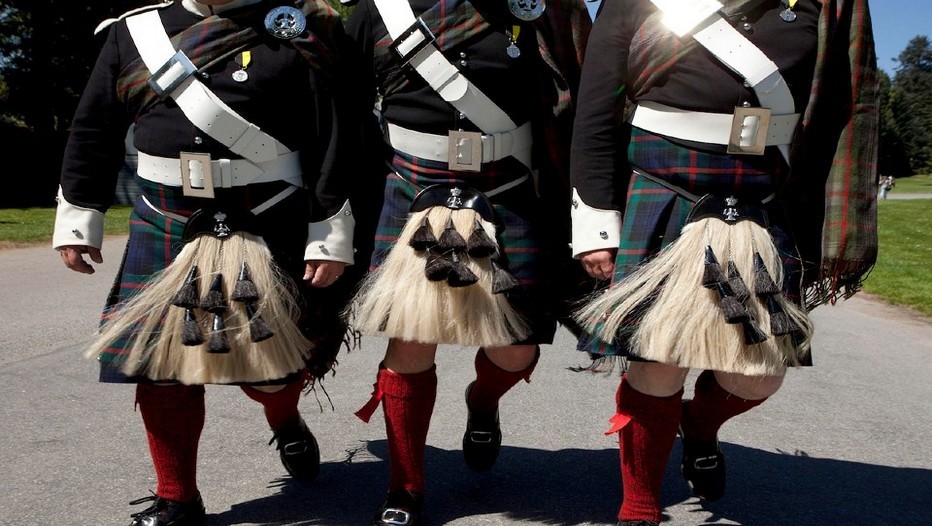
181;0;264;17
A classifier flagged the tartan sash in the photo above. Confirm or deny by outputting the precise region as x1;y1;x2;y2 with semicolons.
117;1;339;115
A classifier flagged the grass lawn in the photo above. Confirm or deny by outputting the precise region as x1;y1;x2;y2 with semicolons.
862;198;932;317
888;173;932;194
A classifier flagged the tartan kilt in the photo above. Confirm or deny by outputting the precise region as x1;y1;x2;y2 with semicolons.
97;177;349;384
580;128;809;364
370;151;559;344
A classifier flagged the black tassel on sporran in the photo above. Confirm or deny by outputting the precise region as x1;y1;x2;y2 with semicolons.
425;251;454;281
702;246;726;288
726;261;751;303
172;265;200;309
766;295;800;336
491;259;520;294
753;252;780;296
447;252;478;287
181;308;204;346
207;313;231;353
466;220;497;258
409;217;438;252
245;303;274;342
231;262;259;302
438;217;467;252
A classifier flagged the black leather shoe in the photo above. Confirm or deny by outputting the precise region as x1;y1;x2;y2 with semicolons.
270;416;320;482
372;489;423;526
462;381;502;473
679;410;726;501
617;521;660;526
128;493;206;526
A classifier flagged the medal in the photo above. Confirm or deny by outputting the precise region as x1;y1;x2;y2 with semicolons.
779;0;797;22
506;25;521;58
232;51;251;83
508;0;545;22
264;6;306;39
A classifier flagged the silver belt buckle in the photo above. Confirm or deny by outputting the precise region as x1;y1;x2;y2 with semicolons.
727;107;771;156
147;51;198;101
448;130;482;172
180;152;215;198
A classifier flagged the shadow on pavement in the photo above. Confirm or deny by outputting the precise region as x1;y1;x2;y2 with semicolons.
208;440;932;525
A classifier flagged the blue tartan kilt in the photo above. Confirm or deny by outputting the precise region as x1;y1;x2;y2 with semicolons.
370;151;559;345
97;177;346;383
579;129;808;364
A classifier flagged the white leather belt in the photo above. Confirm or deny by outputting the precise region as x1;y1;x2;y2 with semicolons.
136;150;304;198
629;102;800;155
384;122;533;171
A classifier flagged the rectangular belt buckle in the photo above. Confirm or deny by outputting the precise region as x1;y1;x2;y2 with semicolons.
389;18;436;65
448;131;482;172
727;107;771;156
147;50;198;101
180;152;215;199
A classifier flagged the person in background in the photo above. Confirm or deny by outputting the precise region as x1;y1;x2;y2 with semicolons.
570;1;878;525
344;0;590;524
53;1;358;524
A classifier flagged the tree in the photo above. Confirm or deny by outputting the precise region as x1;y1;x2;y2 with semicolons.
889;36;932;175
877;70;911;177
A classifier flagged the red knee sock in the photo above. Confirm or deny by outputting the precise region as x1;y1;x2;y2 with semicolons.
681;370;767;443
136;383;205;503
614;375;683;523
466;347;539;413
241;372;308;430
374;366;437;494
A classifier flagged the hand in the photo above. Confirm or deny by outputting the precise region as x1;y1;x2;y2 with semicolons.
580;248;617;280
59;245;103;275
304;260;347;288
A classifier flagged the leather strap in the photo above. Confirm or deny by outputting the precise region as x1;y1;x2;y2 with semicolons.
136;150;303;188
373;0;518;134
384;122;533;169
125;10;290;164
629;101;799;149
648;0;797;162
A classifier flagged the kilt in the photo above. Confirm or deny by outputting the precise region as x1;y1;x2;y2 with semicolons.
580;128;809;364
97;177;348;383
370;150;559;344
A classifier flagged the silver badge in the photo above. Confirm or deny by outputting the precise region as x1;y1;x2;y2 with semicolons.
779;8;796;22
264;6;306;39
508;0;545;22
232;69;248;82
506;43;521;58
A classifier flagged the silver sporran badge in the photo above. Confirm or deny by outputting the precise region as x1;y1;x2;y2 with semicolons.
264;6;306;39
508;0;545;21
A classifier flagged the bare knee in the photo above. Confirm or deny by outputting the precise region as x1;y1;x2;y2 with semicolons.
626;361;689;397
483;344;538;372
714;371;785;400
384;339;438;374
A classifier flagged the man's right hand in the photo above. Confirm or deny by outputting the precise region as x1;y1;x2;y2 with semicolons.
579;248;617;281
59;245;103;275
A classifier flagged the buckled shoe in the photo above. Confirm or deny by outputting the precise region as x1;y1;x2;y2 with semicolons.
462;381;502;473
269;416;320;482
678;419;726;501
372;489;423;526
128;493;206;526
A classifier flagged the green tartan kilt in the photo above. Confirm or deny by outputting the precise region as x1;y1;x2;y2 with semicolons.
579;129;808;363
97;177;349;383
370;152;560;344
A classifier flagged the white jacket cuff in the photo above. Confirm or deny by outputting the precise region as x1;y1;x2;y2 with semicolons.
304;199;355;264
52;187;105;250
571;188;622;258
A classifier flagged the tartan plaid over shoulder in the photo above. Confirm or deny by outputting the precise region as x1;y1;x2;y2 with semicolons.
782;0;879;307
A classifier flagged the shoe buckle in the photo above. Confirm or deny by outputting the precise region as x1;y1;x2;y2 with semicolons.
468;430;495;444
693;455;720;470
380;508;412;525
282;441;309;455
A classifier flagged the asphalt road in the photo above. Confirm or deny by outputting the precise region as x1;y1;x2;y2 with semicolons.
1;237;930;526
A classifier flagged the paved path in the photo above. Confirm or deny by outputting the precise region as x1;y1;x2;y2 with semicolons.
1;237;930;526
